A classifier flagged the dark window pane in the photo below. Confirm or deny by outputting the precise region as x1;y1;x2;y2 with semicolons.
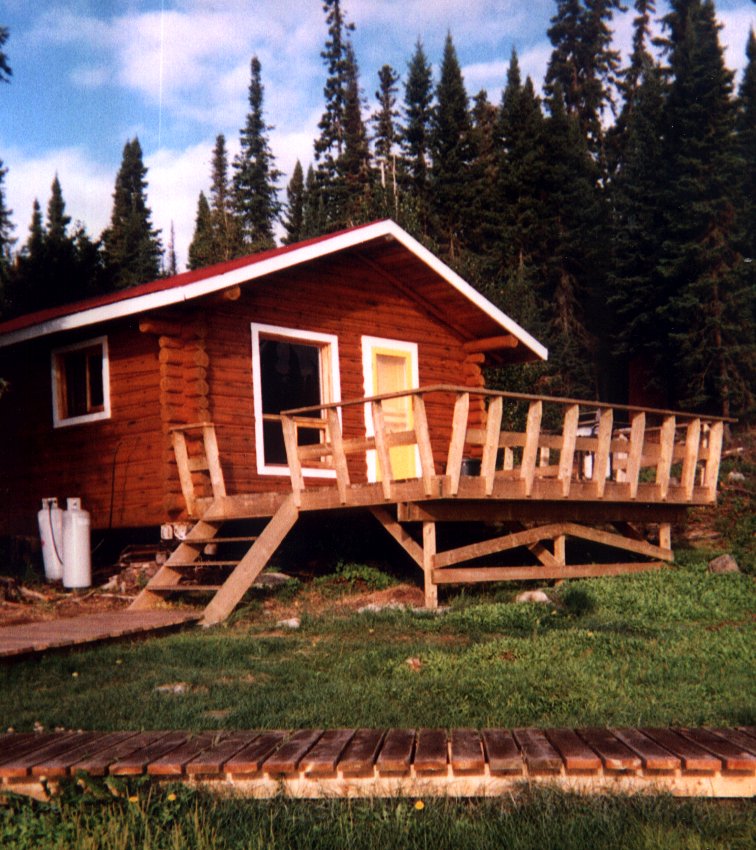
64;350;89;418
88;349;104;409
259;337;324;465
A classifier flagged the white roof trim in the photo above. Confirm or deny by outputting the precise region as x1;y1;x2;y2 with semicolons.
0;220;547;360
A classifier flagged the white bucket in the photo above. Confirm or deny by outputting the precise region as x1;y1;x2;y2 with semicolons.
62;497;91;589
37;498;64;581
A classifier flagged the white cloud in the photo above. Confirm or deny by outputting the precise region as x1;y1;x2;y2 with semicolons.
2;145;114;247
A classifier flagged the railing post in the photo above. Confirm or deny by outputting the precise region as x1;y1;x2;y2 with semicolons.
413;394;436;497
326;408;350;504
445;391;469;496
656;415;676;500
626;411;646;499
281;415;304;507
520;400;543;497
481;395;503;496
593;408;614;498
559;404;579;497
680;418;701;501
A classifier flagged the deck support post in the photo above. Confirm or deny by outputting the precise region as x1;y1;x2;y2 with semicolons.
659;523;671;551
554;534;566;566
422;521;438;609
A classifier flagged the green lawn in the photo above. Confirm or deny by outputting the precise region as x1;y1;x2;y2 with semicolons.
1;550;754;849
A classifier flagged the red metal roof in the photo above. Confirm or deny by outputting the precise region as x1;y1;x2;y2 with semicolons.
0;221;382;337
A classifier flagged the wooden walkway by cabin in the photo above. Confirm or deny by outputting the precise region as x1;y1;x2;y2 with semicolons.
0;611;199;660
1;727;754;800
129;385;730;625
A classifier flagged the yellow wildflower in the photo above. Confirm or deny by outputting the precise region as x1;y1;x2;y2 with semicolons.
414;800;425;811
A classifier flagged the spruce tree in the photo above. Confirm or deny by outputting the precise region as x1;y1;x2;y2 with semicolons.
545;0;624;167
282;161;305;245
0;25;11;84
657;0;749;415
233;57;281;252
210;134;241;261
372;64;401;190
335;42;371;227
736;30;755;261
429;33;473;260
0;160;13;309
166;221;178;277
314;0;355;184
102;137;162;289
188;192;215;270
301;165;325;239
401;39;433;220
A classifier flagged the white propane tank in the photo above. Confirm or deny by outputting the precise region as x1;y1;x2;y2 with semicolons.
62;497;91;589
37;498;64;581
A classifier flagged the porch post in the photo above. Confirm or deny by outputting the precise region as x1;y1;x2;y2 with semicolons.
422;521;438;609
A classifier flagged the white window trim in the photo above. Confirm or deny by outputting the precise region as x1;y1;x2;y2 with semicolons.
361;335;420;483
251;322;341;478
51;335;111;428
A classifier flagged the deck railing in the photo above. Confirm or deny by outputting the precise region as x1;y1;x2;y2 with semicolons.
281;385;729;508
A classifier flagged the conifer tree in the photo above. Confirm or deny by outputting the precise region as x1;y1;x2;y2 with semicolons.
282;161;305;244
401;39;433;219
210;134;241;261
188;192;215;270
429;33;473;259
301;165;325;239
657;0;749;414
314;0;355;185
233;57;281;252
0;25;11;84
102;137;162;289
545;0;624;166
467;89;498;257
165;221;178;277
0;161;13;306
335;42;371;227
736;29;755;261
372;64;401;189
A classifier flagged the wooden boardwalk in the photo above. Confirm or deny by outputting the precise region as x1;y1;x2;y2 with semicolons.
0;611;199;659
1;727;754;800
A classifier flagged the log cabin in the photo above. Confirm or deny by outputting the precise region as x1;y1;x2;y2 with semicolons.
0;220;728;624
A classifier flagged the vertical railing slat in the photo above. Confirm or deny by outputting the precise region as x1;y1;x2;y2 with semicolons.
680;418;701;500
327;408;350;504
520;400;543;496
281;416;304;507
593;408;614;498
371;400;393;500
626;411;646;499
481;396;503;496
413;394;436;497
656;415;677;500
704;420;724;503
559;404;579;497
202;424;227;500
445;391;469;496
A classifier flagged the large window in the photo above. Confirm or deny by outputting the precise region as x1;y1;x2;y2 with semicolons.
51;336;111;428
251;324;340;476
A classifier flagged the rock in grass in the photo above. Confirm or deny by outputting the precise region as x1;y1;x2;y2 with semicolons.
708;554;740;575
276;617;301;629
254;571;294;588
155;682;191;695
515;590;552;605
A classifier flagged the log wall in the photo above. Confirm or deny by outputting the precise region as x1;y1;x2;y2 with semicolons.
0;252;478;533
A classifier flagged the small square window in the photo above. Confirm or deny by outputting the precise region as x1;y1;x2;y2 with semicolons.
52;336;110;427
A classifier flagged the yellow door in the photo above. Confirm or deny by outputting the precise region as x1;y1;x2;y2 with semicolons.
373;348;417;480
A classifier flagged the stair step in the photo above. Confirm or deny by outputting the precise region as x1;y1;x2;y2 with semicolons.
181;536;259;545
148;585;224;594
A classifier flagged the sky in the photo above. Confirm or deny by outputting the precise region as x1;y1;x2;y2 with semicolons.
1;0;753;272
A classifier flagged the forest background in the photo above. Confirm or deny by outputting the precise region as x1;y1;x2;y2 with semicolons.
0;0;753;419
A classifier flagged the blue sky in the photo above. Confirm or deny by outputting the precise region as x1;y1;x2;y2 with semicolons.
1;0;753;270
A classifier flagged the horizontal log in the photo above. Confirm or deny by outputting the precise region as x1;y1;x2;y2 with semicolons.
462;335;519;353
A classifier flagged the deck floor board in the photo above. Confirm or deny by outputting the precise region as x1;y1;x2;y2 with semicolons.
0;729;752;799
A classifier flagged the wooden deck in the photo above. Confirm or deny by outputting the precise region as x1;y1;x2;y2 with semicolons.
0;611;199;660
1;727;753;800
129;385;731;624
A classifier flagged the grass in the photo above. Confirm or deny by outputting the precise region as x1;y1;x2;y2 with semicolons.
1;785;754;850
1;550;754;847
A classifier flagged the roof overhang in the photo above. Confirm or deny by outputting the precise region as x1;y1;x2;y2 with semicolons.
0;220;547;362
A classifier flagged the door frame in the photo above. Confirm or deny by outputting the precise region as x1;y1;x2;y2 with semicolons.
361;335;419;483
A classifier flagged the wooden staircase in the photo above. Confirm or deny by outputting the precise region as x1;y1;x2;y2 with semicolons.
129;425;299;627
